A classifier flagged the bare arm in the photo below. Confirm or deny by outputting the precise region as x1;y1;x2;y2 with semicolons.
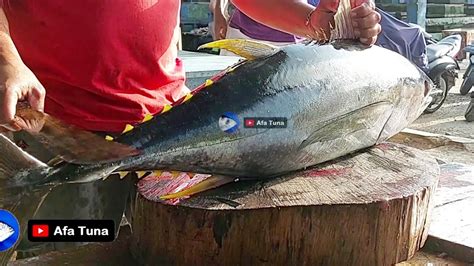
231;0;381;44
231;0;320;39
215;0;230;15
0;8;45;131
211;0;231;40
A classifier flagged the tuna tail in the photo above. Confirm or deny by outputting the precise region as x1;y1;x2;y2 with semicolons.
0;134;53;264
14;107;140;165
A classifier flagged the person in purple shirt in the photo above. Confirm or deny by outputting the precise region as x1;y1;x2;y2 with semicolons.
211;0;319;48
210;0;428;72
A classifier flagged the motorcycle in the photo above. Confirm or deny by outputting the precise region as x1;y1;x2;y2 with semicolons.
424;33;462;113
460;42;474;95
408;23;462;113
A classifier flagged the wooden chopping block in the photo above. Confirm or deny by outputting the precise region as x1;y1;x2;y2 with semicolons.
129;142;440;266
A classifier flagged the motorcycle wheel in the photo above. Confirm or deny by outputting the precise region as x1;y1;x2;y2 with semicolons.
425;73;449;114
460;64;473;95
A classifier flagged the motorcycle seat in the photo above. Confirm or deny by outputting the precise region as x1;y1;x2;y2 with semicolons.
427;43;455;63
426;35;462;62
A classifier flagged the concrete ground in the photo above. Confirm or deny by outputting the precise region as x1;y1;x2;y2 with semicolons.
410;60;473;139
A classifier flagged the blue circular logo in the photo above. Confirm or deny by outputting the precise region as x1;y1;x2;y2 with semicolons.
0;209;20;252
219;112;240;133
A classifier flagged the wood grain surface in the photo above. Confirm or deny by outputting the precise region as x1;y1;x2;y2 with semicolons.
130;142;440;266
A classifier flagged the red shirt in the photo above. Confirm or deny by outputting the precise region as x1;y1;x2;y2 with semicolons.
2;0;188;132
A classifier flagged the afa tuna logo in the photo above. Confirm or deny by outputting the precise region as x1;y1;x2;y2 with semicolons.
0;209;20;252
219;112;240;133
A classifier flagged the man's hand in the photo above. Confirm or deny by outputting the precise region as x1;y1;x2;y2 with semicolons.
351;2;381;45
211;0;229;40
213;9;229;40
0;59;45;131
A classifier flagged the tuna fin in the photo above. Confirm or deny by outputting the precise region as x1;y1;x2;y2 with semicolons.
137;171;237;201
13;108;140;164
198;39;279;60
0;134;52;264
299;102;393;149
47;156;65;167
159;175;237;200
0;134;47;179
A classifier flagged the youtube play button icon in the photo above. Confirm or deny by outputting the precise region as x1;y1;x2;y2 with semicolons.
31;224;49;238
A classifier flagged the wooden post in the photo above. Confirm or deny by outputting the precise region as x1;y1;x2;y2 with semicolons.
407;0;427;29
130;143;440;265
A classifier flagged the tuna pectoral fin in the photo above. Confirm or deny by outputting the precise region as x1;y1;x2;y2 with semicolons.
14;107;140;164
198;39;279;60
299;102;393;149
0;134;47;180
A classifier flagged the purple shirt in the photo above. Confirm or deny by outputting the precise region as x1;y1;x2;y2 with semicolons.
229;1;319;43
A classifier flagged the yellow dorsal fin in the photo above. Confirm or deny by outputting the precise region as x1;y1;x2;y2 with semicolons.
142;114;154;123
198;39;279;60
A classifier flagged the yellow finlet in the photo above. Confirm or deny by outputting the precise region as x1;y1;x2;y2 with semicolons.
198;39;279;60
136;171;148;179
122;124;134;134
142;114;154;123
153;170;163;176
183;93;193;103
118;171;128;179
161;104;172;114
105;135;114;141
160;175;236;200
169;171;182;178
205;79;214;86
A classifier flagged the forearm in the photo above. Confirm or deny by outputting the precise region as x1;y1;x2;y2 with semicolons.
0;8;22;65
231;0;316;38
213;0;230;16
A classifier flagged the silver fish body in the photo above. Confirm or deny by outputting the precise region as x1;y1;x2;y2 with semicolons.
115;41;431;177
0;41;431;264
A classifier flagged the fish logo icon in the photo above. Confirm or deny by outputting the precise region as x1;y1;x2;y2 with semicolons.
0;210;20;252
219;112;240;133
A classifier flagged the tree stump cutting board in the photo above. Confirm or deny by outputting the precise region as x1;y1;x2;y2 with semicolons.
130;143;440;266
